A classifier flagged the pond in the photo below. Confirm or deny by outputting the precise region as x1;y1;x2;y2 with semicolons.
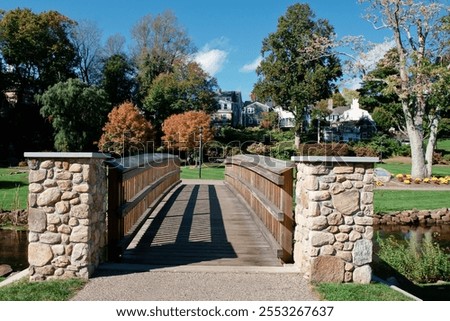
373;224;450;254
0;229;28;272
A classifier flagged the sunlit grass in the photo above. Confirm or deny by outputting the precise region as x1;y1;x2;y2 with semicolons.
315;283;413;301
0;278;86;301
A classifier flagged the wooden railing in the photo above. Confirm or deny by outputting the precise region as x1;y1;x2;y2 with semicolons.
106;153;180;261
224;154;295;263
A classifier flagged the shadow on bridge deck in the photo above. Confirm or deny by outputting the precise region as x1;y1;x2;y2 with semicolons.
120;180;281;268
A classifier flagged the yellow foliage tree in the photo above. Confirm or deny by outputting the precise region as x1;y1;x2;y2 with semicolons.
98;102;154;156
162;111;213;152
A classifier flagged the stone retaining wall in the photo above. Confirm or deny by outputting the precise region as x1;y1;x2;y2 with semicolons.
25;153;108;281
292;156;378;284
373;208;450;225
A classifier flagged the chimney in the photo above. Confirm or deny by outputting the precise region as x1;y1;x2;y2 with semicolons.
327;98;333;111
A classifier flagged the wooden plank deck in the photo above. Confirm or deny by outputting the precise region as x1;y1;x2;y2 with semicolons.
121;180;282;267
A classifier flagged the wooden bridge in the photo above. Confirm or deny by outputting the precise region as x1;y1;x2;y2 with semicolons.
107;154;295;268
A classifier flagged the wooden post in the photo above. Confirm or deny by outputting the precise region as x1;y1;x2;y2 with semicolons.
107;165;122;262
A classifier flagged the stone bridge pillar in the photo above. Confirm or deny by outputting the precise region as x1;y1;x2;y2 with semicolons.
291;156;379;283
24;152;109;281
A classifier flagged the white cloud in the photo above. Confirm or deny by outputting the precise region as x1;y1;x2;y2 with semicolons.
239;56;262;73
193;49;228;76
359;40;395;72
192;37;230;76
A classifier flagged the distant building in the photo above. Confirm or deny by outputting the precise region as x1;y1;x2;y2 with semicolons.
323;99;376;142
242;101;271;127
211;91;243;128
273;106;295;129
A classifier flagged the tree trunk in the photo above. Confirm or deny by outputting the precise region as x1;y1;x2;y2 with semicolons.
425;114;440;178
294;130;301;149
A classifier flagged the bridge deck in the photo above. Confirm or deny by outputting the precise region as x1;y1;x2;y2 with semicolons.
122;180;282;267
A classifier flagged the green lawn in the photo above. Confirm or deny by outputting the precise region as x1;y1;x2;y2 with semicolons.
0;168;28;211
436;139;450;152
314;282;413;301
180;164;225;180
376;163;450;177
374;190;450;213
0;278;86;301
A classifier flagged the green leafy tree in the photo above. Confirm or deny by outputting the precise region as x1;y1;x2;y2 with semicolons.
0;8;77;96
253;3;342;147
37;79;110;152
0;8;78;159
143;60;218;128
101;54;136;107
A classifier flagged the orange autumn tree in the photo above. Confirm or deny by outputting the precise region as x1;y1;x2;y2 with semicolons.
162;111;213;152
98;102;154;156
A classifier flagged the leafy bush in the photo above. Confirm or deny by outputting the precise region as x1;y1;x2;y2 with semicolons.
378;233;450;284
298;143;351;156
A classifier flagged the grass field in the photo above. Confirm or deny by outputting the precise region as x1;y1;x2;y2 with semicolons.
374;190;450;213
180;164;225;180
437;139;450;152
0;168;28;211
314;282;413;301
376;162;450;177
0;278;86;301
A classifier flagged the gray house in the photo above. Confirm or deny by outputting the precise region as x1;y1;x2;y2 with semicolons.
211;91;243;128
242;101;271;127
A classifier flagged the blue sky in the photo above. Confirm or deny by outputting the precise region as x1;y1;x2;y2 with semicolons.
2;0;393;101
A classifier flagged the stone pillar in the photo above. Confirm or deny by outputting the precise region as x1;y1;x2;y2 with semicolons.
25;152;109;281
291;156;378;284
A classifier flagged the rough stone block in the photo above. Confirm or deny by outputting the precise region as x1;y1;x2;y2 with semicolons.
307;216;328;230
37;187;61;206
333;190;360;215
29;243;53;266
70;225;89;243
40;232;61;244
310;256;344;283
334;166;354;174
28;208;47;233
71;203;90;219
353;239;372;266
309;191;331;201
353;265;372;284
69;164;83;173
310;231;335;247
29;170;47;183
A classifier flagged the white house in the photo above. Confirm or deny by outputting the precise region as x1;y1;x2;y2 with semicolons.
323;99;376;142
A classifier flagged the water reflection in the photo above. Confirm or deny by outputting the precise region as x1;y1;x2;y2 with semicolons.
374;224;450;254
0;229;28;271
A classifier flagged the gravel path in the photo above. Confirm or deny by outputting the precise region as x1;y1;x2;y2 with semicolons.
72;265;319;301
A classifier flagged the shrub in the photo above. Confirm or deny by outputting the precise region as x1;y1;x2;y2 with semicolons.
298;143;351;156
378;233;450;283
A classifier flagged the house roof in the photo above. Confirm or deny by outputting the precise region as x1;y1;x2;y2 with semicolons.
330;106;350;116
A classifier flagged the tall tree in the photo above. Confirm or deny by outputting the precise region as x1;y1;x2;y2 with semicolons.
253;3;342;147
131;11;194;98
0;8;78;159
71;20;104;85
37;79;110;152
143;60;218;128
359;0;450;178
101;54;136;107
0;8;77;96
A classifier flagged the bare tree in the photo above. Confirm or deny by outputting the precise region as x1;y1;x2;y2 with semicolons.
359;0;450;178
104;33;126;57
131;11;194;95
71;20;103;85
